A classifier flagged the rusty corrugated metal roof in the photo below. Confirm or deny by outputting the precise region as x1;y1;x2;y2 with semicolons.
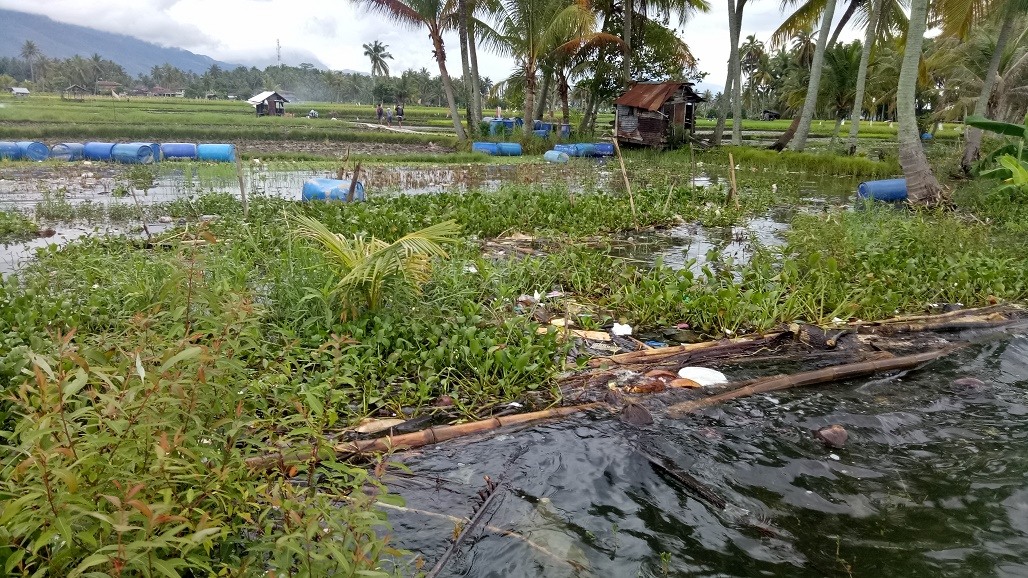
615;82;684;112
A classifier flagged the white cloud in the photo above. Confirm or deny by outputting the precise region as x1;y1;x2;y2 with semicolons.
1;0;865;84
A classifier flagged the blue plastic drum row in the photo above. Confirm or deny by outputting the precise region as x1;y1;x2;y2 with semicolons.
0;141;237;163
553;143;615;158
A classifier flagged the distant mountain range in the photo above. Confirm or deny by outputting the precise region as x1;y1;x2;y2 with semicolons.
0;8;257;77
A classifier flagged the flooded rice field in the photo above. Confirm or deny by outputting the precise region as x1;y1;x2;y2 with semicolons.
384;331;1028;577
0;161;858;275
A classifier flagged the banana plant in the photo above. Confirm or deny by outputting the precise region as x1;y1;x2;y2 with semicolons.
966;114;1028;183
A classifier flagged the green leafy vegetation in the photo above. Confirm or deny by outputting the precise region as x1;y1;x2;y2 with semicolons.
0;210;37;242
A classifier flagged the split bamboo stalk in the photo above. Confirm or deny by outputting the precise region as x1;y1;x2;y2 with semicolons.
727;152;739;208
611;138;638;229
247;403;604;471
588;333;784;367
234;149;248;219
346;161;363;203
666;345;963;418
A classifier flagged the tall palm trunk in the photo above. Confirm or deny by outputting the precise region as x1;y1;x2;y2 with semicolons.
715;0;740;146
827;0;858;49
558;69;572;125
713;72;734;145
731;13;744;145
432;33;467;142
536;68;552;120
456;0;475;136
961;5;1016;174
847;0;881;154
468;15;483;128
623;0;633;86
524;61;538;129
792;0;838;151
898;0;942;204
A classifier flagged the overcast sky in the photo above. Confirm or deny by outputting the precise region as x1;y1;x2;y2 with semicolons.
1;0;864;91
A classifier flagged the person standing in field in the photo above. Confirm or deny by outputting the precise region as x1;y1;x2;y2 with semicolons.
395;104;404;127
386;107;393;126
376;104;384;124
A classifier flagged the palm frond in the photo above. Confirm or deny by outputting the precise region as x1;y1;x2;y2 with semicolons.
292;216;462;315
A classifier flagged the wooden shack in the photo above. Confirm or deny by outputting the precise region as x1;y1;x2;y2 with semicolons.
248;90;289;117
614;82;705;148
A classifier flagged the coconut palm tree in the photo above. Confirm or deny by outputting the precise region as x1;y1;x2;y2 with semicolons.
845;0;883;154
351;1;467;141
292;216;461;318
483;0;598;127
790;0;837;151
898;0;942;204
821;40;862;144
961;1;1028;172
20;40;41;84
363;40;394;84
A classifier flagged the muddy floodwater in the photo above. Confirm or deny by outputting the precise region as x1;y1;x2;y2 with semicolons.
384;332;1028;577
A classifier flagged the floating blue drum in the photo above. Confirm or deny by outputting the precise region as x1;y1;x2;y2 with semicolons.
196;144;236;162
83;142;116;161
129;142;162;162
302;178;366;202
0;142;20;160
112;143;155;164
16;141;49;161
50;143;85;161
496;143;522;156
161;143;198;160
857;179;907;202
472;142;500;155
592;142;615;157
543;150;570;164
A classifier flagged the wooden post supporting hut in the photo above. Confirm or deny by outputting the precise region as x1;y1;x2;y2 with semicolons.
615;82;705;149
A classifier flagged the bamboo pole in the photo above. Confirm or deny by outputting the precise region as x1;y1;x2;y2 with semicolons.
346;161;363;203
727;152;739;208
588;333;784;368
246;403;604;471
666;345;963;418
234;148;248;219
611;138;637;229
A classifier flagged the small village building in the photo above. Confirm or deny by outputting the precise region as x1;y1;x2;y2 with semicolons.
150;86;184;97
10;87;30;97
248;90;289;117
614;81;705;148
62;85;87;100
95;80;121;95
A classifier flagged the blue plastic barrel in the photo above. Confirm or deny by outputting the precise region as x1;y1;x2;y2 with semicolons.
489;120;504;135
301;178;366;201
857;179;907;201
533;129;549;138
543;150;570;164
554;143;578;156
161;143;197;160
130;142;162;162
574;143;597;157
196;143;236;162
472;142;500;155
0;142;20;160
112;144;154;164
50;143;85;161
16;141;50;161
560;124;571;139
83;142;116;161
593;142;615;157
496;142;523;156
